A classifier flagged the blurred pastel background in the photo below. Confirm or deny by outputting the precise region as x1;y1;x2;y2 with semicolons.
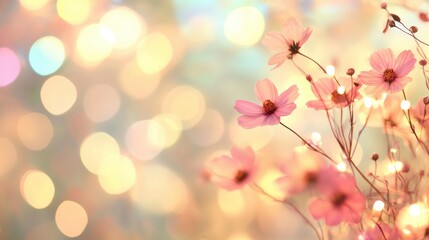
0;0;428;239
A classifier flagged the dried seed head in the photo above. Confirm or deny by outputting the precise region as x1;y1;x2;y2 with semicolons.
346;68;355;76
371;153;379;161
388;20;396;28
306;74;313;82
420;59;427;66
410;26;418;33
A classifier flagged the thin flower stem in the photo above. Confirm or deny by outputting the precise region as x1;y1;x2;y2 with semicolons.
298;52;327;74
401;90;429;154
250;183;323;240
279;122;335;162
348;157;390;206
393;25;429;47
351;107;372;158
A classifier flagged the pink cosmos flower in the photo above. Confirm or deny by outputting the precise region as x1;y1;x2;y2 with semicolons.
306;77;361;110
262;17;313;69
206;146;256;191
234;78;299;129
276;146;325;194
308;166;365;226
411;97;429;128
359;95;412;142
358;48;416;95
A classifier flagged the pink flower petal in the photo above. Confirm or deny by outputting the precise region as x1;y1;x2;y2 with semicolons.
207;156;239;178
268;52;289;69
306;100;334;110
231;146;255;170
255;78;278;103
234;100;264;116
262;31;287;52
369;48;395;71
300;27;313;46
237;115;267;129
394;50;416;77
311;78;335;97
389;76;412;92
358;70;384;85
281;17;302;42
309;198;331;219
325;210;342;226
275;103;296;116
262;113;280;125
276;85;299;106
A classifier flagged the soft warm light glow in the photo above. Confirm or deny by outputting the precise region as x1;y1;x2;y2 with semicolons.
152;114;183;148
187;109;224;146
98;155;136;195
218;189;245;215
29;36;65;76
162;85;206;129
227;232;252;240
79;132;120;175
258;169;285;201
401;100;411;110
373;200;385;212
337;85;345;95
409;203;422;216
125;120;166;161
224;6;265;46
326;65;335;76
136;33;173;74
396;202;429;239
117;60;161;99
0;137;17;177
336;161;347;172
100;7;145;51
388;161;403;173
40;75;77;115
0;48;20;87
17;112;53;150
229;118;275;150
131;163;189;214
20;0;50;11
20;170;55;209
311;132;322;146
75;24;114;67
57;0;92;25
363;97;373;108
55;201;88;238
83;84;121;122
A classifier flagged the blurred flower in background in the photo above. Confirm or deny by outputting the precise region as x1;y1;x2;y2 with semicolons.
1;0;428;239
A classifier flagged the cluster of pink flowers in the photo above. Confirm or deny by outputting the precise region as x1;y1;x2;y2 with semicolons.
205;2;429;239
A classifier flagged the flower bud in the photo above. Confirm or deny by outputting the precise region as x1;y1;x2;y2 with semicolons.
388;20;395;28
410;26;418;33
420;59;427;66
371;153;379;161
390;14;401;22
346;68;355;76
381;2;387;9
306;75;313;82
401;163;410;173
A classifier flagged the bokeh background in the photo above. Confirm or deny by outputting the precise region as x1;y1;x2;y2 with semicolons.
1;0;429;239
